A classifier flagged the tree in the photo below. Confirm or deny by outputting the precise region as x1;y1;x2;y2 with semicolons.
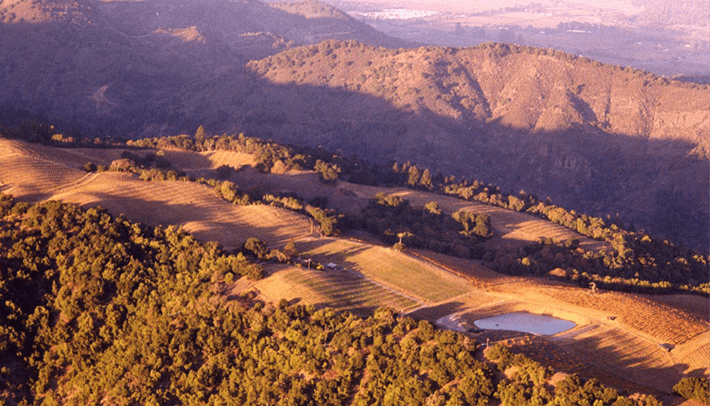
407;165;421;186
306;206;339;236
195;125;207;142
83;162;97;172
420;168;433;189
314;160;341;183
284;240;298;257
674;377;710;405
424;201;441;215
243;237;268;259
397;231;413;246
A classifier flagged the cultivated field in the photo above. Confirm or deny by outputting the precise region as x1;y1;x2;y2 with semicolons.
254;265;420;316
48;171;311;249
559;324;680;393
403;252;710;393
539;286;709;346
297;238;472;303
3;138;707;396
680;341;710;376
407;248;519;288
226;166;610;252
0;139;86;198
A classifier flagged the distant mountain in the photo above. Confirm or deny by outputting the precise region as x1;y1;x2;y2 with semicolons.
0;0;409;131
235;41;710;250
0;1;707;250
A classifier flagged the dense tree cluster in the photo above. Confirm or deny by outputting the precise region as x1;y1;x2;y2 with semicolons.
0;194;263;404
0;196;662;405
96;132;710;294
127;133;316;174
4;128;708;295
486;344;662;406
673;377;710;405
314;159;342;183
491;233;709;294
0;196;485;405
354;193;491;259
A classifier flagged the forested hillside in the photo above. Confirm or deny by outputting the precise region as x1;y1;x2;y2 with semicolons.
0;196;668;405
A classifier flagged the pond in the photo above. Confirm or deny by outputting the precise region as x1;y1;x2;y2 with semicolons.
473;312;576;335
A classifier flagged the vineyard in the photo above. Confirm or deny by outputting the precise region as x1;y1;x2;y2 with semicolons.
2;137;708;397
641;293;710;321
680;342;710;376
23;144;127;169
297;238;472;303
0;139;85;197
407;249;513;288
540;286;709;345
560;324;680;393
255;266;420;315
49;171;312;249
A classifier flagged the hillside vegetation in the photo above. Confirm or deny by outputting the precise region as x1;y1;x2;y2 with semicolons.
243;41;710;250
0;0;706;250
1;196;671;406
1;132;708;397
1;132;707;297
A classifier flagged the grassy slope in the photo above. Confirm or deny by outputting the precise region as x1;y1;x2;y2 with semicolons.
297;238;471;302
226;166;610;251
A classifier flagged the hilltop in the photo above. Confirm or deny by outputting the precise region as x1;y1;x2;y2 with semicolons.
0;0;409;132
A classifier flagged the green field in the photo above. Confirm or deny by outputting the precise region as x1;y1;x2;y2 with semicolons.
298;239;472;303
281;268;419;314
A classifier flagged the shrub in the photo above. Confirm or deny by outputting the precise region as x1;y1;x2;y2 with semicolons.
674;377;710;405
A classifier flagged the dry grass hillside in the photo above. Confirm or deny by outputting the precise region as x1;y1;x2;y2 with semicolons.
249;41;709;145
1;0;707;251
0;0;408;136
0;139;86;199
0;139;311;249
219;165;609;251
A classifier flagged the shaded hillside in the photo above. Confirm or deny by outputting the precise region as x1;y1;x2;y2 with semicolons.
0;0;409;134
235;41;710;249
0;0;707;251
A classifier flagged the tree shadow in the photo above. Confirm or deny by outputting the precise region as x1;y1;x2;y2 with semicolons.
553;329;692;394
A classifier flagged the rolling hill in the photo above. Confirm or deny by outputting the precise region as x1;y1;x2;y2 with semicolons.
0;136;707;397
239;41;709;250
1;1;707;250
0;0;409;134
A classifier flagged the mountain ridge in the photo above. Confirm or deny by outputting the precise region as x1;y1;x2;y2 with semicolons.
239;41;709;250
0;1;707;250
